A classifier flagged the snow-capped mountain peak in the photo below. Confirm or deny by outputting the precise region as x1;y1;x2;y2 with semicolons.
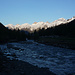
67;16;75;22
5;16;75;32
33;22;38;24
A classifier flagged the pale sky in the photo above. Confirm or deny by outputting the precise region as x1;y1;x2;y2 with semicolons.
0;0;75;25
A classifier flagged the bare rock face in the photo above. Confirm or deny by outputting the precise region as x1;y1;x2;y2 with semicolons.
33;22;37;24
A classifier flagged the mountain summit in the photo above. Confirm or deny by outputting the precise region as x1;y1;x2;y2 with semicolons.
5;16;75;32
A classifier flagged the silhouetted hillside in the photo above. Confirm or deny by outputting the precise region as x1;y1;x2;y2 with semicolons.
37;19;75;37
0;19;75;44
0;23;26;44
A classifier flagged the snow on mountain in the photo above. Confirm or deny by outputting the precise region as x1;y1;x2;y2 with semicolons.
32;22;44;30
49;18;67;27
67;16;75;22
14;24;20;30
20;23;31;30
5;24;15;30
5;16;75;32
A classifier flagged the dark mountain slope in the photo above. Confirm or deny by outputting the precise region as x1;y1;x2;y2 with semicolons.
38;19;75;37
0;23;9;43
0;23;26;44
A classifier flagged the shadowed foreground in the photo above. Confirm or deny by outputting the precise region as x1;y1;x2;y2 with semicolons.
0;52;55;75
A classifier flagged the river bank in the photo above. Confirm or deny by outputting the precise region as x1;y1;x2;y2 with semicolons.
36;36;75;50
0;41;75;75
0;51;55;75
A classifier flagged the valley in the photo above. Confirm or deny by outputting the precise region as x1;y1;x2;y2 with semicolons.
0;40;75;75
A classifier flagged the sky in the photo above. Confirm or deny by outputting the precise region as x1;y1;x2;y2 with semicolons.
0;0;75;25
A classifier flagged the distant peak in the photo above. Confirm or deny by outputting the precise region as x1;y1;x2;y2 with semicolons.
67;16;75;21
4;16;75;32
56;18;67;22
58;18;66;20
46;21;50;23
33;22;37;24
6;24;13;26
73;16;75;18
8;24;13;25
16;24;20;25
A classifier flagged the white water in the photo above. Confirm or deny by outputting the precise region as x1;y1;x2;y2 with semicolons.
0;40;75;75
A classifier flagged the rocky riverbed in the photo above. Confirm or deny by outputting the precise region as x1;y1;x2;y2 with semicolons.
0;51;55;75
0;40;75;75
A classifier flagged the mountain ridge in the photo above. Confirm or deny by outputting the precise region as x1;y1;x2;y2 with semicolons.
5;16;75;32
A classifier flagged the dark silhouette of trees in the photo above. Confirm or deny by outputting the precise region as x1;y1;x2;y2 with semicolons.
0;19;75;44
33;30;39;40
0;23;26;44
37;19;75;37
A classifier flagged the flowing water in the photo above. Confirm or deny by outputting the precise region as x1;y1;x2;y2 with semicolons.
0;40;75;75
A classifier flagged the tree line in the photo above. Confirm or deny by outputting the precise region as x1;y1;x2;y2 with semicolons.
0;19;75;44
0;23;27;44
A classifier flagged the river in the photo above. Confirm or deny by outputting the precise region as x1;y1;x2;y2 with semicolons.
0;40;75;75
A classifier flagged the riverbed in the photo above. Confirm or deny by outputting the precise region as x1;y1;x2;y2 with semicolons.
0;40;75;75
